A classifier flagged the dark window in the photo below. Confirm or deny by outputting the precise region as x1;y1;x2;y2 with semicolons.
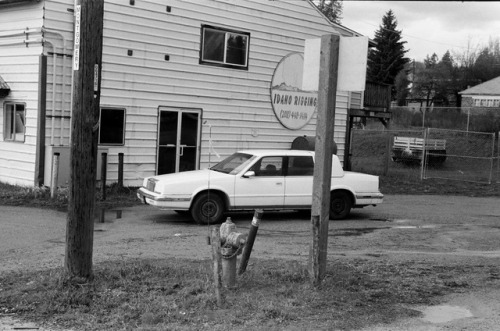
251;157;284;176
3;102;25;142
287;156;314;176
99;108;125;145
200;25;249;69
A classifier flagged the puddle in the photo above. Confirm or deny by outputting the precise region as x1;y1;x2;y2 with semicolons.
333;227;389;236
393;225;437;229
421;305;473;323
393;219;419;223
369;218;392;222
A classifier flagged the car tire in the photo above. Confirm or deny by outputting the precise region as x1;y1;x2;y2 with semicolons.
190;192;225;225
329;191;352;220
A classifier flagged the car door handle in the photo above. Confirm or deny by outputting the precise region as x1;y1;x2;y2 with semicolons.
276;182;283;186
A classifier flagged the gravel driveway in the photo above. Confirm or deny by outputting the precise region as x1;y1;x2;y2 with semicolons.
1;194;500;330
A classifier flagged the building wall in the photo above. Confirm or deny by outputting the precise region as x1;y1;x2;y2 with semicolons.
5;0;364;187
0;1;44;186
461;95;500;114
96;0;354;186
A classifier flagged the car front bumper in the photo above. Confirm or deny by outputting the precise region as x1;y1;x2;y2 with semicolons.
136;187;191;210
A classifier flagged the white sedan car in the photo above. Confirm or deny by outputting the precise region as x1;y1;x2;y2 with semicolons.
137;150;383;224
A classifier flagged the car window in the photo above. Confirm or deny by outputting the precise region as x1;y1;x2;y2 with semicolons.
287;156;314;176
211;153;256;174
251;156;283;176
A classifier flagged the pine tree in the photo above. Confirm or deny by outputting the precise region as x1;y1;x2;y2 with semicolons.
314;0;343;24
367;10;410;98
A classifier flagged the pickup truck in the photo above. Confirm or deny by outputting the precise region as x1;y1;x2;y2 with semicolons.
392;136;447;164
137;149;383;224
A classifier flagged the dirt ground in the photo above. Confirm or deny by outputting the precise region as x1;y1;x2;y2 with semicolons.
1;194;500;330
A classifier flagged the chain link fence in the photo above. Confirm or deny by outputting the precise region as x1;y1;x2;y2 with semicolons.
391;106;500;133
349;128;500;184
423;128;497;184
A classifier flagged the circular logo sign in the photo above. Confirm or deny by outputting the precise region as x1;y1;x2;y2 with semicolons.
270;53;318;130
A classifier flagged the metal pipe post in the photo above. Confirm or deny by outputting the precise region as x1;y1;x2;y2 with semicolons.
50;153;60;199
118;152;124;188
238;209;263;275
101;152;107;200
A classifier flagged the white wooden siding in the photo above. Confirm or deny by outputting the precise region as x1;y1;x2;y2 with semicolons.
14;0;362;187
0;1;43;186
99;0;353;185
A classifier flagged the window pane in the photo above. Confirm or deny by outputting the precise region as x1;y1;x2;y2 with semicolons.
202;29;225;62
99;108;125;145
15;104;25;134
226;33;247;66
288;156;314;176
3;103;25;142
4;104;13;140
252;157;283;176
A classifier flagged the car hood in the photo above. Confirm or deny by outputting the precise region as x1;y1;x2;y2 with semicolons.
148;169;231;185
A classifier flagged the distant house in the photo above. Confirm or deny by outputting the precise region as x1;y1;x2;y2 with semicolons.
0;0;368;187
459;76;500;112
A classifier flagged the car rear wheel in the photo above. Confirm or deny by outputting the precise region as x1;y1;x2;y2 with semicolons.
190;192;225;225
330;191;352;220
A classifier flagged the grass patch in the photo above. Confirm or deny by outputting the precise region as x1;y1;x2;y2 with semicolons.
0;182;140;211
1;258;498;331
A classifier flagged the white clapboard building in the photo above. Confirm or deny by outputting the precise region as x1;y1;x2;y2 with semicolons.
0;0;367;187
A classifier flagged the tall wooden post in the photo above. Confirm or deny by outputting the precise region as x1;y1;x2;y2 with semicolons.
309;34;340;286
65;0;104;279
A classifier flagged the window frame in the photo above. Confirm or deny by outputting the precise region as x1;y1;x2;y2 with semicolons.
98;107;126;146
199;25;250;70
3;101;26;143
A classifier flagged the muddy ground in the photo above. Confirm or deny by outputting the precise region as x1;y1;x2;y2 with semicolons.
1;194;500;330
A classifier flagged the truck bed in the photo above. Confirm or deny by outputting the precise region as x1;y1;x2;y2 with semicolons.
392;136;447;164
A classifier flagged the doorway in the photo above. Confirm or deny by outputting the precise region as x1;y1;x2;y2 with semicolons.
157;107;201;175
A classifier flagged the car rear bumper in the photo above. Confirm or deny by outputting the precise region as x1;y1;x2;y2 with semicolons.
355;192;384;206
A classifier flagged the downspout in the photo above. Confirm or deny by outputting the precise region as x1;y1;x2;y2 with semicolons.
44;39;57;145
35;54;48;186
43;28;67;146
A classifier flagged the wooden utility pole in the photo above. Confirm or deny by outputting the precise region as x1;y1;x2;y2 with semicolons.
309;34;340;286
65;0;104;279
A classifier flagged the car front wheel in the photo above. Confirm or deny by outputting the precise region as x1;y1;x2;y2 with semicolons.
190;192;225;225
330;191;352;220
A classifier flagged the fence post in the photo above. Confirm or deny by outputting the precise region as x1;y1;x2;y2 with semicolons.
420;128;428;180
383;133;393;176
466;107;470;132
101;152;107;200
118;152;124;188
50;152;60;199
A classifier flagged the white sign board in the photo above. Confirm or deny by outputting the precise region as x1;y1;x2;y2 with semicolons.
302;36;369;92
73;5;81;71
270;53;317;130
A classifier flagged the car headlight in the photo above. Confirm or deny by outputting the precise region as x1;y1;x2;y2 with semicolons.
146;178;160;193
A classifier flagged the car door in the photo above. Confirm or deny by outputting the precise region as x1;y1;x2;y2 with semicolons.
233;156;285;208
284;155;314;208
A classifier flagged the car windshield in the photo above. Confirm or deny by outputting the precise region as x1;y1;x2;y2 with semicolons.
210;152;256;175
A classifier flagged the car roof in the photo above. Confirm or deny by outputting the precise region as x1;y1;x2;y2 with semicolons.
235;149;316;157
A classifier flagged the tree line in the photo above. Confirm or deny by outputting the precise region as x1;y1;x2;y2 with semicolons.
314;2;500;108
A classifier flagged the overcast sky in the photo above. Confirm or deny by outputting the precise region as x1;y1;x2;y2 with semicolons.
341;1;500;63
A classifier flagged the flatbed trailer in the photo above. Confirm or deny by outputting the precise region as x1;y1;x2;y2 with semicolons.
392;136;447;164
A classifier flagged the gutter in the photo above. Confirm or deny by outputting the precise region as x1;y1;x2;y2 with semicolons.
0;0;40;6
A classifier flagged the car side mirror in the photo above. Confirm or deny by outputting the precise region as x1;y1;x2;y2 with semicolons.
243;171;255;178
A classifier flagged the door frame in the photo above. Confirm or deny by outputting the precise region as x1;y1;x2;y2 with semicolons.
156;106;202;175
